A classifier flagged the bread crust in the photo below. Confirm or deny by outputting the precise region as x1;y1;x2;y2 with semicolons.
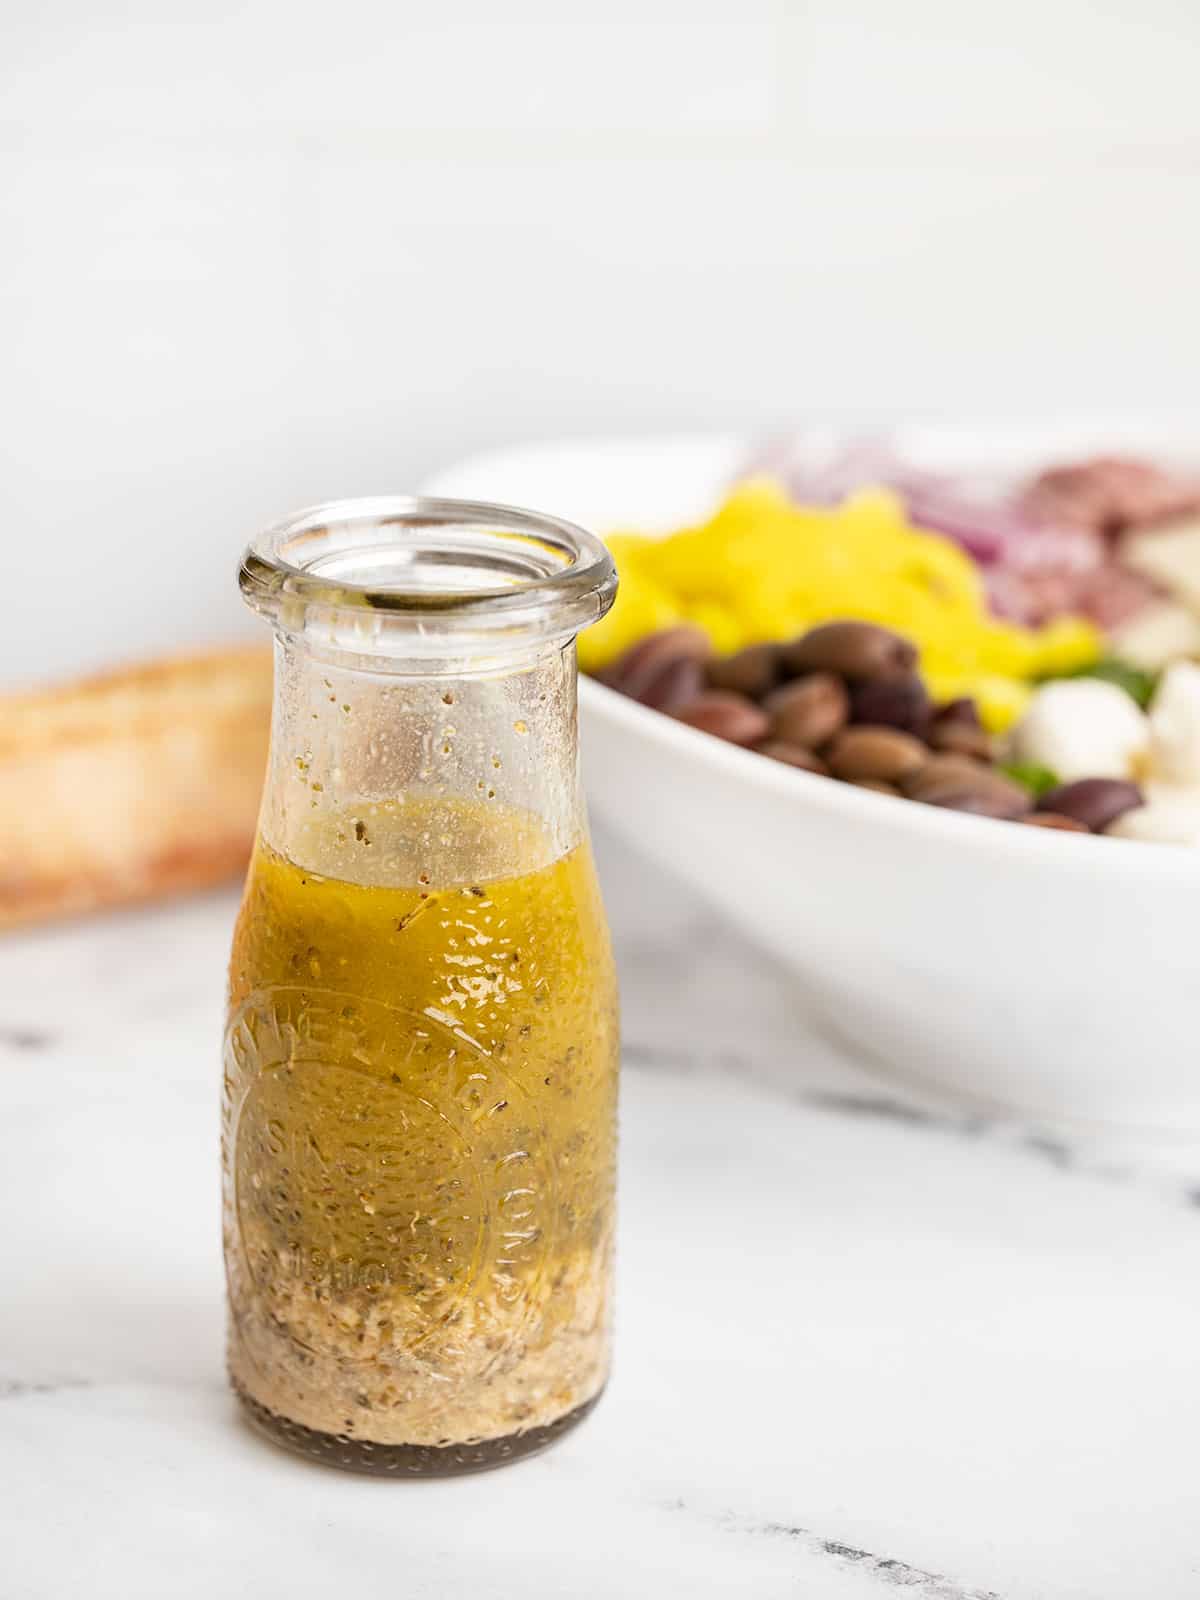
0;646;272;928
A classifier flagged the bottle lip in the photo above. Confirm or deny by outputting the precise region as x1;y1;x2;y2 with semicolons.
240;494;617;657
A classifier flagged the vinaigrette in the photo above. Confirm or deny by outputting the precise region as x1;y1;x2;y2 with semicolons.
224;803;618;1470
225;494;620;1474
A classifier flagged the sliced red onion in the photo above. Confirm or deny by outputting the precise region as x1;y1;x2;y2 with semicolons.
740;434;1181;629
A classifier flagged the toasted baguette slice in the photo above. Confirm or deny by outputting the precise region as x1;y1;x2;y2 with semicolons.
0;646;273;929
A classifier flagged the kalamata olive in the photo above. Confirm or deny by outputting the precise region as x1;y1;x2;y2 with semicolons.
898;752;987;794
934;697;983;729
929;719;993;760
849;672;931;736
1037;778;1144;833
671;691;770;747
849;778;901;796
928;697;991;757
601;626;711;700
1022;812;1089;833
906;765;1033;819
706;643;785;700
630;654;706;712
781;621;917;682
764;673;849;748
753;739;830;775
824;726;928;783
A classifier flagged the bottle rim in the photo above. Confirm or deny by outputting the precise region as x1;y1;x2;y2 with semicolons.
240;495;617;656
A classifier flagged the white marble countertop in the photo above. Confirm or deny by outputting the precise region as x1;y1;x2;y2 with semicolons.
4;826;1200;1600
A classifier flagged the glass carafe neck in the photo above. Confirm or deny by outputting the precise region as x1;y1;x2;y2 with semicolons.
259;635;583;885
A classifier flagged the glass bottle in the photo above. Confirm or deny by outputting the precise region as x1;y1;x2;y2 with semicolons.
222;497;619;1475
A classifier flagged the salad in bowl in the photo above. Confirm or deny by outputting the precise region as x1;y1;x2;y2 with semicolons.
425;426;1200;1132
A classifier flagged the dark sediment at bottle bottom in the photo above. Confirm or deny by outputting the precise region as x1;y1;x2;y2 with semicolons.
232;1379;605;1477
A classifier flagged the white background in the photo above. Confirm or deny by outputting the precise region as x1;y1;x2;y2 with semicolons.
4;0;1200;684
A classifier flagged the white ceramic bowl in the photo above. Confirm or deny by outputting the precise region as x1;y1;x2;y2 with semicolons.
426;428;1200;1132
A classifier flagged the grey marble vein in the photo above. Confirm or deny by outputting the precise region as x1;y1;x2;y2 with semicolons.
0;1026;55;1053
663;1503;1002;1600
622;1039;1200;1202
0;1377;93;1399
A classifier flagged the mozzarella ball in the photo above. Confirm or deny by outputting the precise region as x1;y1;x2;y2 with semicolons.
1148;660;1200;784
1010;679;1149;782
1108;781;1200;845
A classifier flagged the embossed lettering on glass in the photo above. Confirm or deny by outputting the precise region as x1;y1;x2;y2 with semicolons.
223;497;619;1475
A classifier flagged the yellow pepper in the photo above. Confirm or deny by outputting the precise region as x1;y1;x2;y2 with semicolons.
585;481;1103;731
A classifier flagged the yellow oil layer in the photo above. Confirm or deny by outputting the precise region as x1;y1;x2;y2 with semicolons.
223;802;618;1448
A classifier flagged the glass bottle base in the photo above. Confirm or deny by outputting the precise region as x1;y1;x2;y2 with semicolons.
232;1380;605;1477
